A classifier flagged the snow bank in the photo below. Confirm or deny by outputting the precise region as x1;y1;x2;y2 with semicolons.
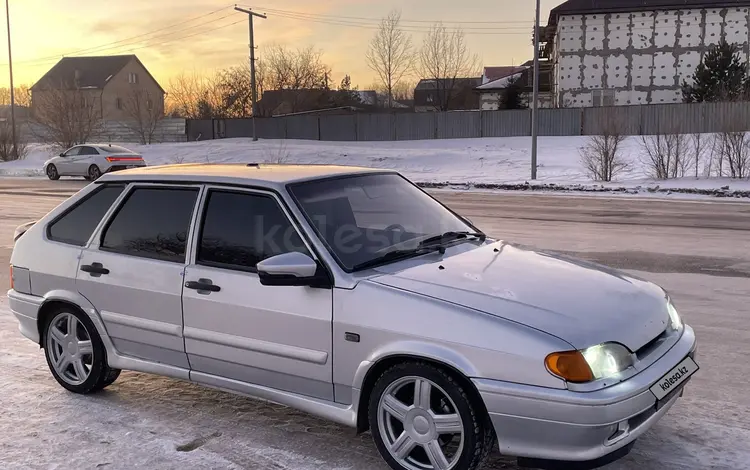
6;137;750;197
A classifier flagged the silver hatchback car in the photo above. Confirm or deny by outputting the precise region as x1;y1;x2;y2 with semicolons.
9;164;698;470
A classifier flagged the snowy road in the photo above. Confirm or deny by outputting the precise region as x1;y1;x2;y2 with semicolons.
0;180;749;469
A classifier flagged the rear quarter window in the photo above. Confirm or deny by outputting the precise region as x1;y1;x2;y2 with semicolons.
47;184;126;246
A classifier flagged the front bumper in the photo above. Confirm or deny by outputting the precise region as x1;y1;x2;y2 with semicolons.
473;325;697;467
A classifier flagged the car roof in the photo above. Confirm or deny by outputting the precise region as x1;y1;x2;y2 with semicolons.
97;163;394;188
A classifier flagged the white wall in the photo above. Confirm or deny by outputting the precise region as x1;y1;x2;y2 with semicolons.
555;7;750;107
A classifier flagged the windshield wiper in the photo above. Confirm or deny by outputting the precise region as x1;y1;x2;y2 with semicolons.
351;245;445;271
418;231;486;248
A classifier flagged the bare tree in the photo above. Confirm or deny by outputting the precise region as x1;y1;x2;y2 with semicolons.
579;117;628;181
166;72;222;119
0;120;27;161
255;45;332;115
366;10;414;108
0;85;31;108
689;133;708;178
417;23;479;111
640;132;690;179
715;131;750;178
31;88;103;150
122;89;164;144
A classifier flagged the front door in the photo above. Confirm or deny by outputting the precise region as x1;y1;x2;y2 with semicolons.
181;187;334;400
76;184;201;369
56;146;82;175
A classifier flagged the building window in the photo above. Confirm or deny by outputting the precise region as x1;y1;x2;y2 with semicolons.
592;89;615;107
116;98;122;110
128;72;139;84
146;99;153;110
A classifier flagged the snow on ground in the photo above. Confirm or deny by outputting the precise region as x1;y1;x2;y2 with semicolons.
2;270;749;470
3;136;750;198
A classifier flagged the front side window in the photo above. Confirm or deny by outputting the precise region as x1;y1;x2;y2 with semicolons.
197;190;309;271
101;187;198;263
47;184;125;246
289;173;474;271
63;147;81;157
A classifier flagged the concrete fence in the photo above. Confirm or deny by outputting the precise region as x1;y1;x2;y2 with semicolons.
185;102;750;142
21;118;187;144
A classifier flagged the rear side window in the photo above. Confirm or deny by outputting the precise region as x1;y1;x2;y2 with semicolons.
101;187;198;263
197;190;309;271
47;184;125;246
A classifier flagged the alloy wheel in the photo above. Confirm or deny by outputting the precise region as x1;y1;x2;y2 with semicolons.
46;312;94;386
377;376;464;470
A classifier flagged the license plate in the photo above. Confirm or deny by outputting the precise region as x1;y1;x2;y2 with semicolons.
650;356;699;401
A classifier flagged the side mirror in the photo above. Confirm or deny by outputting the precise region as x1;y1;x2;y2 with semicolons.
59;153;64;157
257;252;331;288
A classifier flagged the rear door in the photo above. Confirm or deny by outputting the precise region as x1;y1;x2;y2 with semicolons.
76;184;202;369
72;146;99;174
181;187;334;400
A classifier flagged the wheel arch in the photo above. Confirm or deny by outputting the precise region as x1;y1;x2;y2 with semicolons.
354;347;490;434
37;290;111;349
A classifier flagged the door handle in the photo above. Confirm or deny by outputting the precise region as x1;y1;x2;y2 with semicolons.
80;262;109;275
185;279;221;293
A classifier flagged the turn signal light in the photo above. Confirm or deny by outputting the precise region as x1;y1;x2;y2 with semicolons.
545;351;594;383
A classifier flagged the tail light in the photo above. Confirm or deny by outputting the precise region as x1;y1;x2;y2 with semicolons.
106;156;143;163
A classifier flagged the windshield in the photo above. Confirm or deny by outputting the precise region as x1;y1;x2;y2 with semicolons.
289;173;475;271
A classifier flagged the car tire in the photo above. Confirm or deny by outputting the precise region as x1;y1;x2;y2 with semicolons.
46;164;60;180
42;306;121;394
368;362;494;470
88;165;102;180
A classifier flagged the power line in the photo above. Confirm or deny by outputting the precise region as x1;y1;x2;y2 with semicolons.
265;10;534;35
240;4;534;25
0;4;234;67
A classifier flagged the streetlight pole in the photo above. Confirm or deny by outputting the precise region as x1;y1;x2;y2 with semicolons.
531;0;540;180
235;6;266;142
5;0;17;159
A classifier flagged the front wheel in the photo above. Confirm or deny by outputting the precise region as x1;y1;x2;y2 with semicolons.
46;164;59;180
369;362;494;470
43;307;121;394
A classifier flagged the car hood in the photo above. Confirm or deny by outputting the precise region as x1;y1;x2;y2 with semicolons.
370;241;670;352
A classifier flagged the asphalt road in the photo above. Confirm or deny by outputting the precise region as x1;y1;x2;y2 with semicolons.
0;178;749;470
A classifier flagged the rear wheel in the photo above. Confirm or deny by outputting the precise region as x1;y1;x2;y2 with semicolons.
46;164;59;180
369;362;494;470
43;307;120;394
88;164;102;180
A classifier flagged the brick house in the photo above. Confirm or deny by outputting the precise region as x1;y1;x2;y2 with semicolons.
31;55;165;121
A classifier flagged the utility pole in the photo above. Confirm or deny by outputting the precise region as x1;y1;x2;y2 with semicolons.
531;0;541;180
235;5;266;142
5;0;17;159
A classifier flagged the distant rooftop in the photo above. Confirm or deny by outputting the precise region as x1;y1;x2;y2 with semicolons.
549;0;750;24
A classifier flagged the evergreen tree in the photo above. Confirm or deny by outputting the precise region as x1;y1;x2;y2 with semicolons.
499;75;528;110
682;40;748;103
332;75;362;107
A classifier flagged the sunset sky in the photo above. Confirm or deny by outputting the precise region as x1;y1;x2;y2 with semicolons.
0;0;562;89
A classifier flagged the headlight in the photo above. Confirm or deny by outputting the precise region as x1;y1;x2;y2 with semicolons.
667;300;682;331
581;343;634;379
546;342;634;383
